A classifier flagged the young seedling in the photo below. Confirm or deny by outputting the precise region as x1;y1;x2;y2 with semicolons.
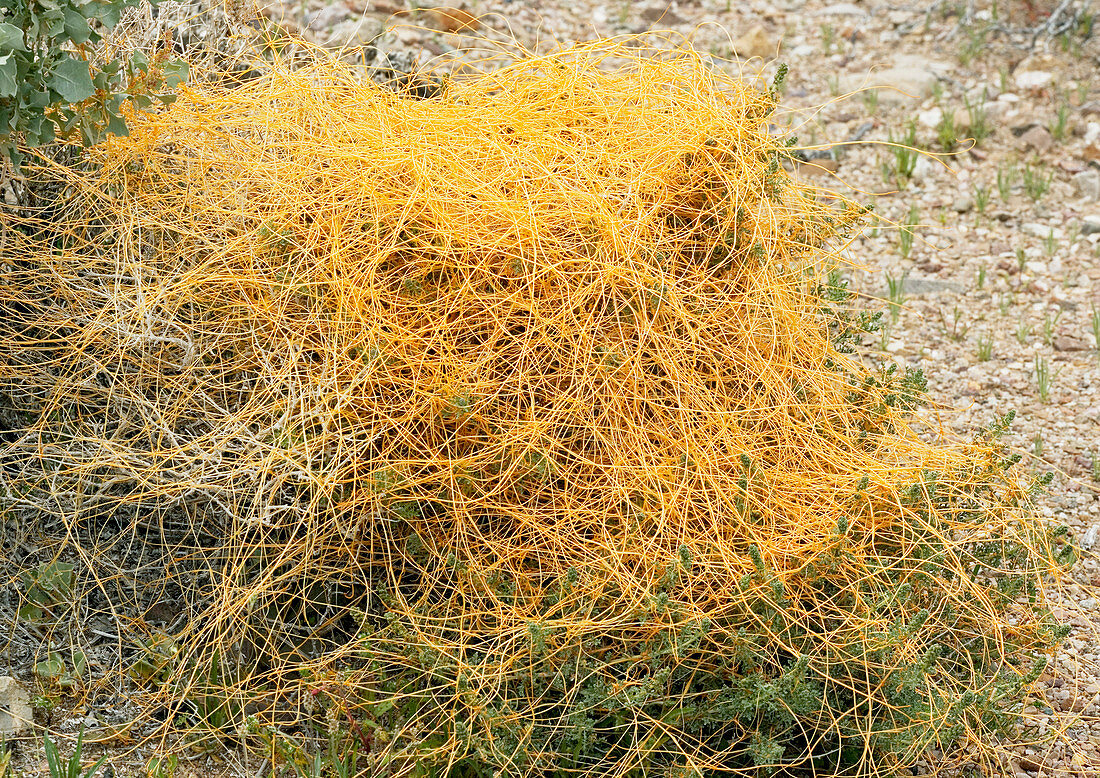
936;108;958;150
886;272;907;323
976;333;993;361
940;304;969;342
976;262;987;290
44;726;107;778
1041;309;1061;346
959;25;988;66
1016;320;1032;345
885;122;918;187
1022;162;1052;201
1033;355;1055;403
1016;247;1027;273
898;204;919;259
1091;303;1100;362
964;91;992;145
863;88;879;115
973;184;990;216
1043;229;1057;256
1051;101;1071;141
997;162;1016;201
147;755;179;778
999;292;1013;316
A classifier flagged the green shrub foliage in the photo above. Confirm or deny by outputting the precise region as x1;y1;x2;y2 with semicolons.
0;0;186;167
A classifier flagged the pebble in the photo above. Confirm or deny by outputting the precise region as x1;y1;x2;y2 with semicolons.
952;194;974;212
731;24;775;60
918;106;943;128
1075;171;1100;202
1084;121;1100;145
1021;223;1063;240
1015;70;1054;90
814;3;868;16
1019;125;1054;153
838;55;945;104
0;676;32;735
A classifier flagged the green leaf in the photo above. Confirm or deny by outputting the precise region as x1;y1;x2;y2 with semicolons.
34;653;66;682
50;57;95;103
17;604;44;622
0;22;28;52
63;7;93;44
72;650;88;678
105;109;128;137
162;59;189;89
37;116;57;145
2;144;23;170
87;0;127;28
129;50;149;74
0;52;16;98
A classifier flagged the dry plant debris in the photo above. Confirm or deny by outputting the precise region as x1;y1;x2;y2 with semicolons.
0;39;1084;776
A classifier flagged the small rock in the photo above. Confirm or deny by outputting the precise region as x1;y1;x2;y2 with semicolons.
638;3;686;25
1017;754;1045;772
814;3;869;17
918;106;943;128
348;0;401;12
1054;336;1088;352
839;55;946;105
1019;125;1054;153
320;18;385;47
798;157;839;176
304;2;352;32
1081;217;1100;234
1011;117;1042;136
426;7;479;33
1085;121;1100;145
910;155;937;184
952;194;974;213
1075;171;1100;202
1015;70;1054;90
731;24;775;60
0;676;33;735
394;25;423;46
1021;223;1063;240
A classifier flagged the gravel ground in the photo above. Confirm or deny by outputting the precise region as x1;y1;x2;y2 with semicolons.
4;0;1100;775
